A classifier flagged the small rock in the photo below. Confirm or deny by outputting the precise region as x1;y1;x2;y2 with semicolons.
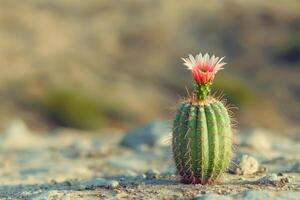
65;180;72;187
257;174;278;184
3;119;30;136
277;172;285;176
193;193;232;200
107;180;119;189
289;161;300;172
0;119;37;149
230;155;260;175
120;121;170;150
242;129;272;151
145;169;160;179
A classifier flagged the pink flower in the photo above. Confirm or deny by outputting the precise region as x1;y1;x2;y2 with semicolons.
182;53;226;85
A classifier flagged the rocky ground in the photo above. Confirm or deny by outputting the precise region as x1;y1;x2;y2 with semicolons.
0;120;299;200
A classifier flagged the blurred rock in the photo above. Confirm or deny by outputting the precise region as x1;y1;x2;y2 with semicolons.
0;119;38;149
145;169;160;180
3;119;30;135
107;180;119;189
289;161;300;172
230;155;260;175
257;174;278;184
242;129;272;151
277;172;285;176
120;121;171;150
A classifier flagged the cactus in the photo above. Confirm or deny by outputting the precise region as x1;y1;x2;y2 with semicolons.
172;53;233;184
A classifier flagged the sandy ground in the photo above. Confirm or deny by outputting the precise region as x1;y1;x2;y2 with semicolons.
0;120;299;200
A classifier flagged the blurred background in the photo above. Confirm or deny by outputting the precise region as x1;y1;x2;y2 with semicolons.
0;1;300;198
0;0;299;132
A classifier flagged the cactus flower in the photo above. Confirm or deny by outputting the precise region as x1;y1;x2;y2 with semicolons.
182;53;226;85
182;53;226;100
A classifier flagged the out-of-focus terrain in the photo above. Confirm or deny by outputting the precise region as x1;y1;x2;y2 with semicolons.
0;120;299;199
0;0;299;131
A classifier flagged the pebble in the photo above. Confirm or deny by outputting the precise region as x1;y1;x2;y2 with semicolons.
257;174;278;184
231;155;260;175
108;180;119;189
145;169;160;179
277;172;285;176
0;119;38;149
257;173;294;184
277;173;294;183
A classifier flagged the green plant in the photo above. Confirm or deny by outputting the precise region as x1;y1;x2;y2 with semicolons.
172;53;233;184
42;89;105;129
213;75;256;107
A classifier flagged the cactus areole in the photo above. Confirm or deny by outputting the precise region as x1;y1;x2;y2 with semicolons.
172;53;233;184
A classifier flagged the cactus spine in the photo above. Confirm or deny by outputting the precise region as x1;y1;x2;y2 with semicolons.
173;53;233;184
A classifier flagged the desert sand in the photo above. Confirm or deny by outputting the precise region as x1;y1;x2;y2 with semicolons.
0;120;299;199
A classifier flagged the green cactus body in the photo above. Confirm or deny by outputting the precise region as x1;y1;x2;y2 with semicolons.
174;52;234;184
172;97;232;184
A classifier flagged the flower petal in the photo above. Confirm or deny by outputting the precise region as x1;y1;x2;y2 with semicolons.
182;52;226;84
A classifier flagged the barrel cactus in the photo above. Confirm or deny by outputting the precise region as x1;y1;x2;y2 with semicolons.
172;53;234;184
